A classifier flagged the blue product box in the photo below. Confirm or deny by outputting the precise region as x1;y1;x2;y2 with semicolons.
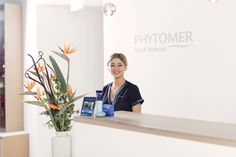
102;104;114;117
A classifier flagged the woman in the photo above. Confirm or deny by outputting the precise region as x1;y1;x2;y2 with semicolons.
101;53;144;112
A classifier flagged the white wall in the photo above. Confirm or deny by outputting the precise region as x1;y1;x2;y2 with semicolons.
24;3;103;157
104;0;236;123
23;0;40;157
37;5;104;96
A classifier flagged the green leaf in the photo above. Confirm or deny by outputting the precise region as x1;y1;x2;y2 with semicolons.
19;91;37;95
24;101;44;107
49;55;67;93
59;93;87;115
71;93;87;103
28;70;38;77
51;50;69;62
28;70;44;81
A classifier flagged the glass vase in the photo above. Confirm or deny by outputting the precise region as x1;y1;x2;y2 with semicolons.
52;131;72;157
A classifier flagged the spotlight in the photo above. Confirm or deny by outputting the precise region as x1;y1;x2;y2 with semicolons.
103;1;116;16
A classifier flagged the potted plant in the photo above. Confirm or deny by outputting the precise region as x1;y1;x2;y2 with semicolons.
23;43;85;157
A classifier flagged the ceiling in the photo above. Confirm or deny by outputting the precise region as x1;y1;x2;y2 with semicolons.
36;0;103;7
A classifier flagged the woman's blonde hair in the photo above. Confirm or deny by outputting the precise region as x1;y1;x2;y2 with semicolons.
107;53;128;67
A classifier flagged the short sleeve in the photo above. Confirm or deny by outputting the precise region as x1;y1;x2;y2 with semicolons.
128;85;144;106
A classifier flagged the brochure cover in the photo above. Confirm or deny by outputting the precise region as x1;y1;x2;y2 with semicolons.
80;97;96;116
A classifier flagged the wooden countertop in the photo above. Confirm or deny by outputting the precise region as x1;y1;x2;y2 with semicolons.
73;111;236;148
0;131;28;138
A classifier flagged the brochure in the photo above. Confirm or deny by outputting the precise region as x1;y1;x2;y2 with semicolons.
80;97;96;116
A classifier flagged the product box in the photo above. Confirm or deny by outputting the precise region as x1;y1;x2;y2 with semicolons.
102;104;114;117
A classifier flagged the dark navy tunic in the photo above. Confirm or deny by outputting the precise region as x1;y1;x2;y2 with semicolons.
101;81;144;112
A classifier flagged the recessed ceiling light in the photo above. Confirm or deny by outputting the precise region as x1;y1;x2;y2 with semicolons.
209;0;218;3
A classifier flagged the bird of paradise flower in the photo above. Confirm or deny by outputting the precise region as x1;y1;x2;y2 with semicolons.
23;43;86;131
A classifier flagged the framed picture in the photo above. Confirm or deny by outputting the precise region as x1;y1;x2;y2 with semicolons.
80;97;96;116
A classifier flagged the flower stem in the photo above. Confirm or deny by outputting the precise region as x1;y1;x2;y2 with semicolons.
66;60;70;85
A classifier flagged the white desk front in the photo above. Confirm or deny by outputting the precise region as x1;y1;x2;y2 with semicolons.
72;111;236;157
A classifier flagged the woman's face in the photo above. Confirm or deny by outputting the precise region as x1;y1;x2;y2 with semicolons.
109;58;127;79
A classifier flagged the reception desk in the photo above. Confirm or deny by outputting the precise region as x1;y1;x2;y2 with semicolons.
73;111;236;157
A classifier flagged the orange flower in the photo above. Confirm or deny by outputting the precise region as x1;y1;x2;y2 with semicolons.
25;80;35;91
48;103;60;110
50;74;57;81
37;64;45;72
68;84;73;97
36;87;41;100
63;43;77;55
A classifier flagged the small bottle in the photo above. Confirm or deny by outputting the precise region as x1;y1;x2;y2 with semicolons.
95;90;106;117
